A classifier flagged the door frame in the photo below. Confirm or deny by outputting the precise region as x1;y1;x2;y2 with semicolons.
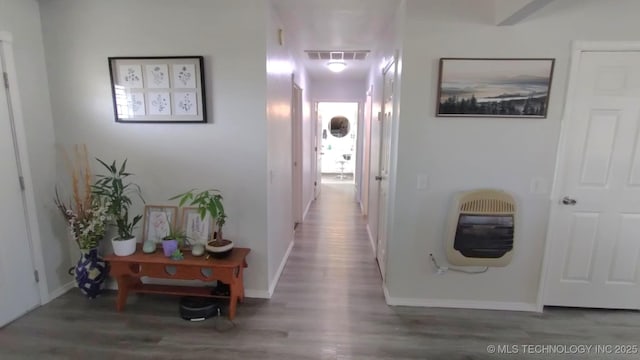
538;41;640;312
291;79;303;227
0;31;49;304
313;99;362;185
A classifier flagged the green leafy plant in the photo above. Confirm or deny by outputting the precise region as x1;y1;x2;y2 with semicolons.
92;159;144;240
162;223;189;247
170;189;226;243
170;249;184;261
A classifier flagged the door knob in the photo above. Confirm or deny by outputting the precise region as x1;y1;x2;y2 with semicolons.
375;176;383;181
561;196;577;205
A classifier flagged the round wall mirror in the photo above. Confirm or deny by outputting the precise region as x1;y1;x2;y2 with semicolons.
329;116;350;138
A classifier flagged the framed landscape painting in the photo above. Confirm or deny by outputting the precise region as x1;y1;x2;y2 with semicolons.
436;58;555;118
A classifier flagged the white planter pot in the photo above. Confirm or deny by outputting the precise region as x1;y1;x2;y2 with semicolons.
111;236;137;256
205;240;234;258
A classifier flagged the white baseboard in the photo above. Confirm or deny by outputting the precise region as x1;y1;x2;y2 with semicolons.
268;240;294;297
383;285;538;312
244;289;271;299
47;281;75;303
303;198;312;221
366;223;376;254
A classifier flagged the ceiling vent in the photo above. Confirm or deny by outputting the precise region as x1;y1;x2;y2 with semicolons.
305;50;370;61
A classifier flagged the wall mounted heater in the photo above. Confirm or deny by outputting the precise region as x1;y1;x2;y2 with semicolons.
445;189;516;267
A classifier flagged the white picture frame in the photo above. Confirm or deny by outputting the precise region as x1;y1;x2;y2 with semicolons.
142;205;178;244
181;207;213;246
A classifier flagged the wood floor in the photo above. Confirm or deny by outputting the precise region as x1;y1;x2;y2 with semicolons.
1;183;639;359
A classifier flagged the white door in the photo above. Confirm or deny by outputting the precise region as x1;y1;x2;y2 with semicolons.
292;82;303;227
361;87;373;216
314;103;322;199
0;54;40;327
544;51;640;310
376;59;396;279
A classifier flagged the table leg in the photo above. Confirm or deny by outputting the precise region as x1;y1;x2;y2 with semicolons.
115;275;131;312
238;268;245;303
229;284;239;320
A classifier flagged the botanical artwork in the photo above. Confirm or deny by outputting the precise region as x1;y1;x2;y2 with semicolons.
173;64;196;88
109;57;205;122
184;211;211;245
146;211;172;243
173;92;198;115
148;92;171;115
437;58;554;118
126;92;146;116
145;64;169;88
118;65;143;88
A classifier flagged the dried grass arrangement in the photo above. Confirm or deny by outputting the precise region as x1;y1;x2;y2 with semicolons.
54;145;109;250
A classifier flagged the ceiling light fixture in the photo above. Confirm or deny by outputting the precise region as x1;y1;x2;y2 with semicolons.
327;61;347;73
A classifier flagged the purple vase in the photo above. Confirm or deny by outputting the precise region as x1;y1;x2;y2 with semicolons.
162;240;178;257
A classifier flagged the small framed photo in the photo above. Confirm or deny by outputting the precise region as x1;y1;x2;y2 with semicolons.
181;207;213;246
436;58;555;118
142;205;178;244
108;56;206;123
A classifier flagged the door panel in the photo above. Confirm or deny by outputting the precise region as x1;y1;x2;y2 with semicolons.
545;51;640;309
315;103;321;199
376;59;396;280
0;54;40;327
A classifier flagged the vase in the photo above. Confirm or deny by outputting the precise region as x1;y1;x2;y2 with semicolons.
162;239;178;257
74;248;108;299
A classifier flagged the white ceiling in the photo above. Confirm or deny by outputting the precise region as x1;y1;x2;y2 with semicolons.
271;0;401;80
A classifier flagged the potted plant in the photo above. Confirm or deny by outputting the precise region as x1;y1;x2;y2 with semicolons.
92;159;144;256
171;189;233;258
54;145;110;298
161;224;188;257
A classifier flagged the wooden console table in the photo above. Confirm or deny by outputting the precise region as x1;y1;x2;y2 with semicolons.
105;246;250;320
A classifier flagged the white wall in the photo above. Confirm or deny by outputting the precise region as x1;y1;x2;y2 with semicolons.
365;1;404;256
386;0;640;308
39;0;271;294
310;78;366;103
0;0;65;298
266;2;297;294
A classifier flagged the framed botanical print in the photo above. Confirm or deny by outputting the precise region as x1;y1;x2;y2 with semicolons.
181;207;213;246
142;205;178;243
108;56;206;123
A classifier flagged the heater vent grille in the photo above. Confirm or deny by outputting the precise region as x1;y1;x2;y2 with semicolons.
460;198;515;214
305;50;370;61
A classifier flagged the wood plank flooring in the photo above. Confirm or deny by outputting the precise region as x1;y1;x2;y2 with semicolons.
1;183;639;359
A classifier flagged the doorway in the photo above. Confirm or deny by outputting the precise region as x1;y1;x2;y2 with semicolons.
543;45;640;310
317;102;359;185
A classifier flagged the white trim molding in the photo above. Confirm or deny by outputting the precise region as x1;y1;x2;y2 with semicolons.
244;289;271;299
302;198;312;221
538;40;640;312
366;223;376;255
268;240;294;297
384;285;538;312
